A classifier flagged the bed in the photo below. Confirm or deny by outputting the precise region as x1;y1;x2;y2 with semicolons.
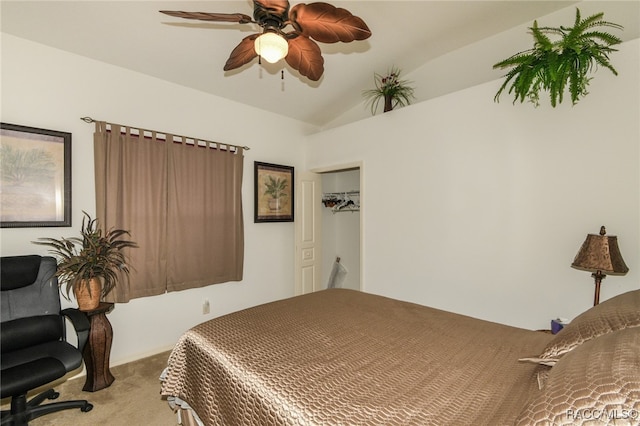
160;288;640;426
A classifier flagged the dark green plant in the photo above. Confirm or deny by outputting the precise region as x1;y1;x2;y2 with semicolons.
264;175;288;199
493;8;623;107
34;211;137;300
362;67;415;114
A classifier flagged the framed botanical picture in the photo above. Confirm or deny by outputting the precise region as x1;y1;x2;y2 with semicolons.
254;161;294;223
0;123;72;227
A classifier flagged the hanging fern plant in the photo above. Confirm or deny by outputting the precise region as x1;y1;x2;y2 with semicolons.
493;8;623;107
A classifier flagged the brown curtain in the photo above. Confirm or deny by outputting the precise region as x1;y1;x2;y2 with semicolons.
94;122;244;302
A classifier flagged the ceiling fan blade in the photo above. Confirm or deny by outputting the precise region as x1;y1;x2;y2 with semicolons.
254;0;290;21
289;2;371;43
224;34;260;71
160;10;254;24
285;36;324;81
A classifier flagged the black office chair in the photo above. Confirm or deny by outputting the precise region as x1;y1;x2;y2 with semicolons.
1;255;93;426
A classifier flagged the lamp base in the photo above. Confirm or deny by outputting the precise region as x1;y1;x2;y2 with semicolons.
591;270;606;306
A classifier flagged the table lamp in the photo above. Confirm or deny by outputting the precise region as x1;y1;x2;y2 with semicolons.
571;226;629;305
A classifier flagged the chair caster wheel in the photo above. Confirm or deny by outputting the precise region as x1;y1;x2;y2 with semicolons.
49;391;60;400
82;403;93;412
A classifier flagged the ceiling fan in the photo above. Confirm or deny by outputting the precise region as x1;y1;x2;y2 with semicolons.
160;0;371;81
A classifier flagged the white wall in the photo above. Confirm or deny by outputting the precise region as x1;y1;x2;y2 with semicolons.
0;34;307;365
306;39;640;331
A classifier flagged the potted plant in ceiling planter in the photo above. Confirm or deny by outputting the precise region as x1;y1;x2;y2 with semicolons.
362;67;415;114
34;212;137;311
264;175;288;211
493;8;623;107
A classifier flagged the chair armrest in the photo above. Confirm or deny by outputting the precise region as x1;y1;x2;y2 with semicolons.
61;308;90;351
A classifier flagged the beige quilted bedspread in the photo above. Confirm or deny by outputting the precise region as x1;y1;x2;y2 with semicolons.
161;289;552;425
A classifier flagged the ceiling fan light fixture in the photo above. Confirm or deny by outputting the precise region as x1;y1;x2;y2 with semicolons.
161;1;372;81
254;32;288;64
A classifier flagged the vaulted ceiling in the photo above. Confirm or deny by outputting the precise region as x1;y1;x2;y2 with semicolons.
2;1;638;129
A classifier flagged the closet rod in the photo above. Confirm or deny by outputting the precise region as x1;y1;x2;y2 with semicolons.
323;190;360;196
80;116;250;151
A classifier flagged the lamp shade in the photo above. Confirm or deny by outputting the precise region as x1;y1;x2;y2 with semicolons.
571;226;629;274
254;32;288;64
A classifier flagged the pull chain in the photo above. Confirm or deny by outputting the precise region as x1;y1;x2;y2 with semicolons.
257;36;262;65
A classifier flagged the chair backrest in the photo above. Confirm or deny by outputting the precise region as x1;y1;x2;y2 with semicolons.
0;255;62;323
1;255;65;355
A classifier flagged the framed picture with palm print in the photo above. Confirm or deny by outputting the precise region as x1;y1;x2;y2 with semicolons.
0;123;71;227
254;161;294;223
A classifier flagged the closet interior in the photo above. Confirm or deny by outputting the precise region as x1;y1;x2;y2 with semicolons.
321;168;361;291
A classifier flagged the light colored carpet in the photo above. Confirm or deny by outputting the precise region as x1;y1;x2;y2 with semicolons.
4;351;178;426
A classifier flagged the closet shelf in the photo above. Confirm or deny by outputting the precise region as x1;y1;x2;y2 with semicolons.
331;207;359;213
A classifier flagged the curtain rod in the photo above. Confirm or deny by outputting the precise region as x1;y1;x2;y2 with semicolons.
80;117;250;151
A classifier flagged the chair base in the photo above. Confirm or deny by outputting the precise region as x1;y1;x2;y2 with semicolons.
1;388;92;426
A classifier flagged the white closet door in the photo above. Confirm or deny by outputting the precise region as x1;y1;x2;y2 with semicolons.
294;171;323;295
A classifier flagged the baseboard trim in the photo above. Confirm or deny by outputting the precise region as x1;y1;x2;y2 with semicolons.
110;344;175;368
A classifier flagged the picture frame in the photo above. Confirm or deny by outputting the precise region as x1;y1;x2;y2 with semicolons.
1;123;72;227
254;161;294;223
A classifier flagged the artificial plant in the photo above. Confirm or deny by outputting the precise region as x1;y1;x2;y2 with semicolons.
362;67;415;114
493;8;623;107
34;211;137;301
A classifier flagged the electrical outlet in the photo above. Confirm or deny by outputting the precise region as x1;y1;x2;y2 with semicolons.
202;299;210;315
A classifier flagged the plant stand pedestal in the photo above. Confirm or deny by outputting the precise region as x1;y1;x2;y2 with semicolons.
82;302;115;392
